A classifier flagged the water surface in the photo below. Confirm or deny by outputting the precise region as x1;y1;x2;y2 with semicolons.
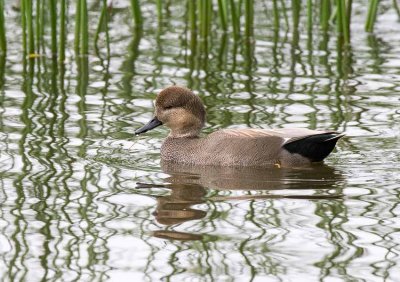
1;1;400;281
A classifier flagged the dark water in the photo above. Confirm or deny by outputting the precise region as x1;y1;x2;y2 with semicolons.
1;1;400;281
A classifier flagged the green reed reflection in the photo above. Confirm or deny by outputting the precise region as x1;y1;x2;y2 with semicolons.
0;54;4;87
0;53;116;281
315;200;363;281
121;26;142;96
0;0;399;281
7;59;34;282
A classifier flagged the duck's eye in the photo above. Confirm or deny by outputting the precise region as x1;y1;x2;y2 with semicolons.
164;105;173;110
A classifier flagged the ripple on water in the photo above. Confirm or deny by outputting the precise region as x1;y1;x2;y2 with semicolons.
0;1;400;281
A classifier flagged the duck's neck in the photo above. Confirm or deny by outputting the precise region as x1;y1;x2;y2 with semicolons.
168;128;201;138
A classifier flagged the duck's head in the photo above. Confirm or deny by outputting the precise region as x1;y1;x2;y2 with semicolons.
135;86;206;138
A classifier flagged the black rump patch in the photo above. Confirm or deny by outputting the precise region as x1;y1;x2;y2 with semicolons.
283;133;344;162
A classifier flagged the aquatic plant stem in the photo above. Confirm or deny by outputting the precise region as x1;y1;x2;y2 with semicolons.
365;0;379;32
188;0;196;32
21;0;27;55
130;0;143;26
307;0;313;33
49;0;58;57
156;0;162;25
272;0;279;30
198;0;207;39
337;0;350;44
245;0;254;38
0;0;6;54
94;0;111;58
217;0;228;31
75;0;82;54
60;0;66;63
346;0;352;39
229;0;240;39
320;0;330;31
80;0;89;55
24;0;34;55
35;0;42;55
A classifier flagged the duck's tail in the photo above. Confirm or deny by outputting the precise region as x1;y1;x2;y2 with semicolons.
283;132;345;162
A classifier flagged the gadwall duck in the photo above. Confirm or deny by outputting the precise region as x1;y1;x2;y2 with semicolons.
135;86;344;167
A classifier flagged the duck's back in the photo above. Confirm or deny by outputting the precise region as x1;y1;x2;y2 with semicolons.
161;128;343;167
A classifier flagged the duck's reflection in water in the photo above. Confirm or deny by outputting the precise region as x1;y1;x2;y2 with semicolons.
136;181;208;241
137;161;345;241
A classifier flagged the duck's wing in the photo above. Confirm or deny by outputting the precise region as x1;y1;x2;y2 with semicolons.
206;129;286;165
216;128;286;145
219;128;344;162
219;128;334;142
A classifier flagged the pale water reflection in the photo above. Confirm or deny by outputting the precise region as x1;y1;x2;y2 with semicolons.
138;162;345;241
0;0;400;281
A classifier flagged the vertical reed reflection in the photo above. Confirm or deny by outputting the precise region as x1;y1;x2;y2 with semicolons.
32;58;59;282
54;63;77;280
315;201;363;281
366;34;386;74
121;26;142;96
76;56;89;144
0;53;4;86
0;1;399;281
0;53;116;280
289;0;301;89
7;58;35;282
241;35;257;127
